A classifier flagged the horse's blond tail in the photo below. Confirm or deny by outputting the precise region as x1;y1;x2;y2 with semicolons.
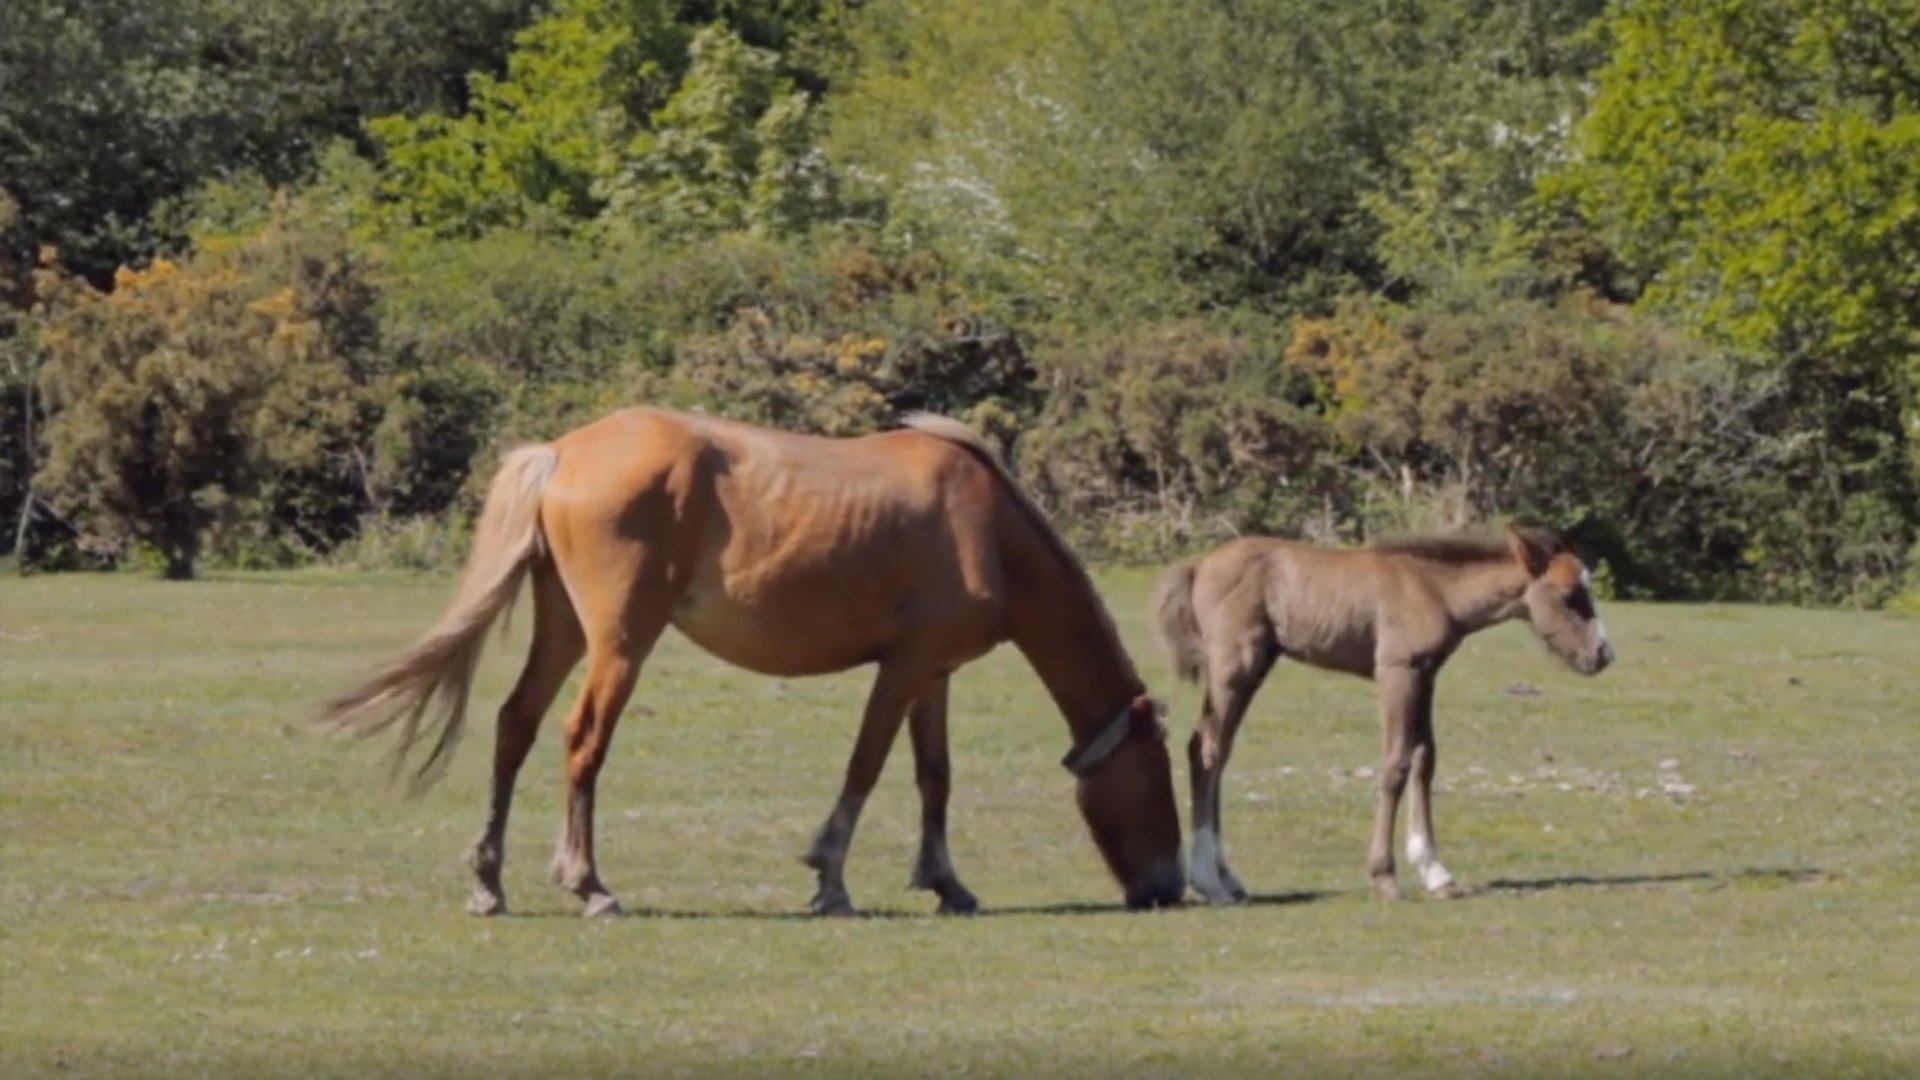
1151;559;1205;684
318;444;559;791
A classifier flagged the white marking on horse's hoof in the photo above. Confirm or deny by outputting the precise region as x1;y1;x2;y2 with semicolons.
582;894;623;919
466;890;506;917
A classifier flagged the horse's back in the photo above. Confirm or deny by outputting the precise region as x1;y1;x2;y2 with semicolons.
543;408;1006;676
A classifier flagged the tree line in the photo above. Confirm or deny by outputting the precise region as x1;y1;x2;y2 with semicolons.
2;0;1916;603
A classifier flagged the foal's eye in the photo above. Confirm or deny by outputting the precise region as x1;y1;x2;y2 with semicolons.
1564;586;1596;620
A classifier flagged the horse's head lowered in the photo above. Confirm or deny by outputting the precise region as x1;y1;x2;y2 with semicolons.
1064;693;1185;908
1508;525;1615;676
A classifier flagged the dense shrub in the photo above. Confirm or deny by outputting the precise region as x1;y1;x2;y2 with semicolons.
31;215;383;577
1017;324;1341;558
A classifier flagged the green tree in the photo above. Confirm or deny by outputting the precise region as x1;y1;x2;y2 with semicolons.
832;0;1552;326
0;0;243;283
365;0;836;240
1556;0;1920;600
603;25;834;237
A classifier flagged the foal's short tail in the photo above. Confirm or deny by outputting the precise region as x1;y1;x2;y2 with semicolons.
1151;559;1206;684
317;444;559;791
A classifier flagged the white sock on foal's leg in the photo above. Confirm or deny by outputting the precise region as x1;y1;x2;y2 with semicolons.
1406;830;1456;894
1190;826;1233;901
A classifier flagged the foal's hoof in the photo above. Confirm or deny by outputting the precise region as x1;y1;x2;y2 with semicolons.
1190;869;1249;906
810;889;856;917
582;894;624;919
1371;875;1404;901
466;889;507;917
1430;881;1465;901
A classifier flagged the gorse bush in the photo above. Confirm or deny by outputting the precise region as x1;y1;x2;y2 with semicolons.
32;216;383;578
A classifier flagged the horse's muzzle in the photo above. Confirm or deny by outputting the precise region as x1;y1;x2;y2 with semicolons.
1124;857;1188;910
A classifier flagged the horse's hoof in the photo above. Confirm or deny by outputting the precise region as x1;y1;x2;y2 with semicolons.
1430;881;1465;901
466;890;507;917
582;894;624;919
1220;872;1252;904
810;889;856;917
935;887;980;916
1372;875;1404;901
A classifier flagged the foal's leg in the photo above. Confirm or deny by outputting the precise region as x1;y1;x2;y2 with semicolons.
1403;678;1460;898
467;565;584;916
906;675;978;915
1189;642;1276;904
547;591;671;919
1366;665;1427;900
803;659;930;916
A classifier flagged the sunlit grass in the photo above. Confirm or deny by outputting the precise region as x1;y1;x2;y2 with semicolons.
2;568;1915;1078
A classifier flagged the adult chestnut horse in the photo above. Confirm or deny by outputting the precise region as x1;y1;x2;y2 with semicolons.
322;407;1183;917
1152;526;1614;904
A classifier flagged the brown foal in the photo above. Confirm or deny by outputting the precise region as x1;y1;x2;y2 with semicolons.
1152;525;1614;903
321;407;1184;917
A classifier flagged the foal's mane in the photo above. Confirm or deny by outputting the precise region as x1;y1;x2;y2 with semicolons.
1367;533;1513;564
901;413;1141;685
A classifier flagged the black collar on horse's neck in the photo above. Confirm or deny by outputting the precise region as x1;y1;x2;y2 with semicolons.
1060;699;1166;778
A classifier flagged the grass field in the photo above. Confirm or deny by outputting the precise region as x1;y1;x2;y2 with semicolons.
2;568;1916;1078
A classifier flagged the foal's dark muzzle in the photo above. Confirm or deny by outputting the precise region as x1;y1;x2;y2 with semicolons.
1594;640;1617;673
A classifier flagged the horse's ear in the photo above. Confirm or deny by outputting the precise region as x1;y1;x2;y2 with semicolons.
1506;523;1553;577
1131;693;1169;741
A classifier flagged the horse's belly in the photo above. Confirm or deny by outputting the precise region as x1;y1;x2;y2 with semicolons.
669;599;882;677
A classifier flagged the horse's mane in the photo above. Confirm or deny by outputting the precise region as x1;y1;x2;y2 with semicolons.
900;413;1141;684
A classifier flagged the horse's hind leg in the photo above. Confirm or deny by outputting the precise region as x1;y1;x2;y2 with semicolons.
804;658;933;915
906;675;978;915
1188;637;1277;904
546;562;673;918
466;564;585;916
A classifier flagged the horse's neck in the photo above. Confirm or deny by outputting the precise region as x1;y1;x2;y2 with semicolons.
1434;559;1530;634
1004;554;1142;742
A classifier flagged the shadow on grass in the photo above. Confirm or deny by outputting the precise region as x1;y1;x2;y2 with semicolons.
1479;866;1824;895
505;887;1337;922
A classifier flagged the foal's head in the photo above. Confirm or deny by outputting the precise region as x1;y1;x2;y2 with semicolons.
1508;525;1615;676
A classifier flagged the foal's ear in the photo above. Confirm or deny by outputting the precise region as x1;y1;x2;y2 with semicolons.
1505;523;1555;577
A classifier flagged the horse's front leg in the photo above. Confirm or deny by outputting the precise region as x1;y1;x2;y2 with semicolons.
1366;664;1426;900
906;675;978;914
803;659;930;915
1404;675;1460;898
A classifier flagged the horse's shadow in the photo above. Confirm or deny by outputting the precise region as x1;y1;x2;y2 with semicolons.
496;868;1822;920
504;887;1335;922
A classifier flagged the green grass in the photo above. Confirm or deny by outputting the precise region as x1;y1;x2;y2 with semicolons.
2;568;1916;1079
